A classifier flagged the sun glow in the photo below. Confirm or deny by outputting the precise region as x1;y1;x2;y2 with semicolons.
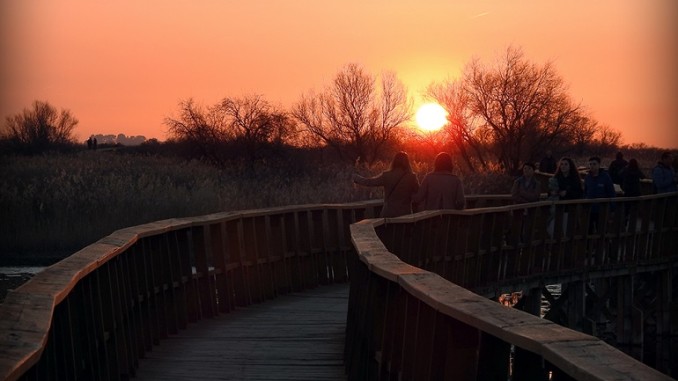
415;103;448;132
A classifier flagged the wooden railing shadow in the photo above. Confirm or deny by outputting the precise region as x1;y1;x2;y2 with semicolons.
345;192;677;380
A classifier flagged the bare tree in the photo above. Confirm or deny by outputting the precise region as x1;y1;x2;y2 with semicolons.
595;124;622;152
426;81;490;172
464;47;591;173
292;63;411;164
2;100;78;153
428;47;592;174
164;98;229;165
221;94;295;160
165;96;296;164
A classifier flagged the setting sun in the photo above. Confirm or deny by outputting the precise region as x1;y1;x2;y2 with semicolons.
415;103;448;132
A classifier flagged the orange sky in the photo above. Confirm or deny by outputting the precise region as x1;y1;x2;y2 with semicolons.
1;0;677;148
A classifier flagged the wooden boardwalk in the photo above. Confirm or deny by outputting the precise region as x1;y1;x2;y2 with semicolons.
134;283;349;381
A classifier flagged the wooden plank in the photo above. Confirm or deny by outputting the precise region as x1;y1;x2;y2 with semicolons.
134;284;348;381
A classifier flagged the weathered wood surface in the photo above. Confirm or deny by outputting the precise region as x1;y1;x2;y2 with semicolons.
134;283;348;381
347;218;676;381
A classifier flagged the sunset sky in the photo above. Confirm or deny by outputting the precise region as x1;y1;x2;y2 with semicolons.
1;0;677;148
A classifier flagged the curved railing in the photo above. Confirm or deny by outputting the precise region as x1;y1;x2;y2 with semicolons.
345;192;677;380
0;201;389;381
2;193;675;380
382;192;678;295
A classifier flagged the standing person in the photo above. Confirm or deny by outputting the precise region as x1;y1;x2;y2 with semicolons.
353;151;419;217
620;158;645;197
510;162;541;244
412;152;465;211
608;151;628;185
551;157;583;200
620;158;645;230
547;157;583;237
652;151;678;194
584;156;616;234
539;150;557;174
511;162;541;204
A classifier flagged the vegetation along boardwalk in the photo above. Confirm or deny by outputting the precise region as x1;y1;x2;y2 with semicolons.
134;284;348;381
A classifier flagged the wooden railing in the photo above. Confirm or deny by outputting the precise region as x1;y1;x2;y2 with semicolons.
0;201;387;381
2;193;675;380
345;192;677;380
380;192;678;295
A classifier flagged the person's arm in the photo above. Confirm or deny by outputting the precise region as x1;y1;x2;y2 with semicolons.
526;179;541;201
353;172;385;187
510;179;522;202
605;175;616;198
570;177;584;199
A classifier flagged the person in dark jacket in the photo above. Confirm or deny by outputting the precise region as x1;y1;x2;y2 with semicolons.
551;157;583;200
620;158;645;230
539;150;557;174
652;151;677;194
547;157;582;238
511;162;541;204
620;158;645;197
607;151;628;185
412;152;465;211
353;151;420;217
584;156;616;234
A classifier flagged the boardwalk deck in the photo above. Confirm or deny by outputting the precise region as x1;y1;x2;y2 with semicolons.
134;283;349;381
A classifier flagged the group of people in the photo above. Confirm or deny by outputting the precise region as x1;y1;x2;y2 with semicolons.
86;136;98;150
352;152;465;218
354;149;677;219
539;150;678;197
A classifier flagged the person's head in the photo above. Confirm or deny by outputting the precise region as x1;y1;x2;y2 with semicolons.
522;162;536;177
588;156;601;175
433;152;454;172
660;151;674;166
556;157;576;176
628;158;639;170
545;150;552;158
391;151;412;173
615;151;624;160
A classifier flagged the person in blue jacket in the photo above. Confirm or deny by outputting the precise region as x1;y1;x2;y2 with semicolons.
584;156;616;234
652;151;677;194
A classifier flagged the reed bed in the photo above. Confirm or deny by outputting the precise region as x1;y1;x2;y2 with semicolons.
0;152;373;261
0;151;518;263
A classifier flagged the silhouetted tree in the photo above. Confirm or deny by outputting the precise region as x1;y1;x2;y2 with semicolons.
164;98;229;165
426;81;490;172
429;47;597;174
2;100;78;154
221;94;295;161
292;63;411;164
165;96;296;164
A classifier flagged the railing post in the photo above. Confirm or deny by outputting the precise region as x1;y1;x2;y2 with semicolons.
477;332;510;381
191;225;217;318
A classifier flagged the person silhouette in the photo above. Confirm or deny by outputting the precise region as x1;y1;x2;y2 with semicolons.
353;151;420;217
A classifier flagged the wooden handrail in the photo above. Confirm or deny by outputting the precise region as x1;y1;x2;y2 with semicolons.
345;192;677;380
2;192;675;380
0;200;386;381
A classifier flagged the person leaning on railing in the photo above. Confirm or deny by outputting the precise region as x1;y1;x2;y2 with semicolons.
511;162;541;204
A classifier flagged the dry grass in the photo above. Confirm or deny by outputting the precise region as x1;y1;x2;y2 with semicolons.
7;149;628;262
0;152;377;260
